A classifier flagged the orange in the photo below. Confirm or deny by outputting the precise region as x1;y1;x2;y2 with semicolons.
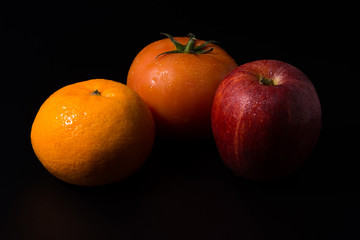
127;33;237;139
30;79;155;186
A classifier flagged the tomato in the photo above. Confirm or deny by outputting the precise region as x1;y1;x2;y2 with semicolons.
127;33;237;138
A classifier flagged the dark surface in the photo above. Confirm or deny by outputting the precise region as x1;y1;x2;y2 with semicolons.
1;1;359;239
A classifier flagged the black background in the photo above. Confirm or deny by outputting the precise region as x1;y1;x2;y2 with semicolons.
1;1;359;239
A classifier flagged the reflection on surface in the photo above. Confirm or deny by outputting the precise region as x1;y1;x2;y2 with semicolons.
3;168;148;239
2;136;359;239
5;180;94;239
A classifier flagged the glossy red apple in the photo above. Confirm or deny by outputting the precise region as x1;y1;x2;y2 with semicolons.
211;60;321;180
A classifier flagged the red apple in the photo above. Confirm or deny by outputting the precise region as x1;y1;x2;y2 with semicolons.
211;60;321;180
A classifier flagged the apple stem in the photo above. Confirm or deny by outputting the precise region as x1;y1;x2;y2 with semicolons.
156;33;219;59
259;77;275;86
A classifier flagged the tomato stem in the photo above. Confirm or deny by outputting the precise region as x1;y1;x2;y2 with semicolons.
184;33;196;53
156;33;218;59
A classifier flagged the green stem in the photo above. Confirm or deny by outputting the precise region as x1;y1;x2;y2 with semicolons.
156;33;218;59
259;77;275;86
184;33;196;53
91;89;101;95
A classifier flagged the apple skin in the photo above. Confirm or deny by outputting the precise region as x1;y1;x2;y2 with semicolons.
211;60;322;181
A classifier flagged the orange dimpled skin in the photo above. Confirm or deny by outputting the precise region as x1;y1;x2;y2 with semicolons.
30;79;155;186
127;34;237;138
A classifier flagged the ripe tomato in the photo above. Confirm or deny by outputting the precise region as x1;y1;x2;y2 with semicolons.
127;33;237;138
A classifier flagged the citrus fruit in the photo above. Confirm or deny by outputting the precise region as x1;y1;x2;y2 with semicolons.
30;79;155;186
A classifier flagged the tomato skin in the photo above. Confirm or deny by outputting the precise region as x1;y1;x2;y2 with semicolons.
127;36;237;138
